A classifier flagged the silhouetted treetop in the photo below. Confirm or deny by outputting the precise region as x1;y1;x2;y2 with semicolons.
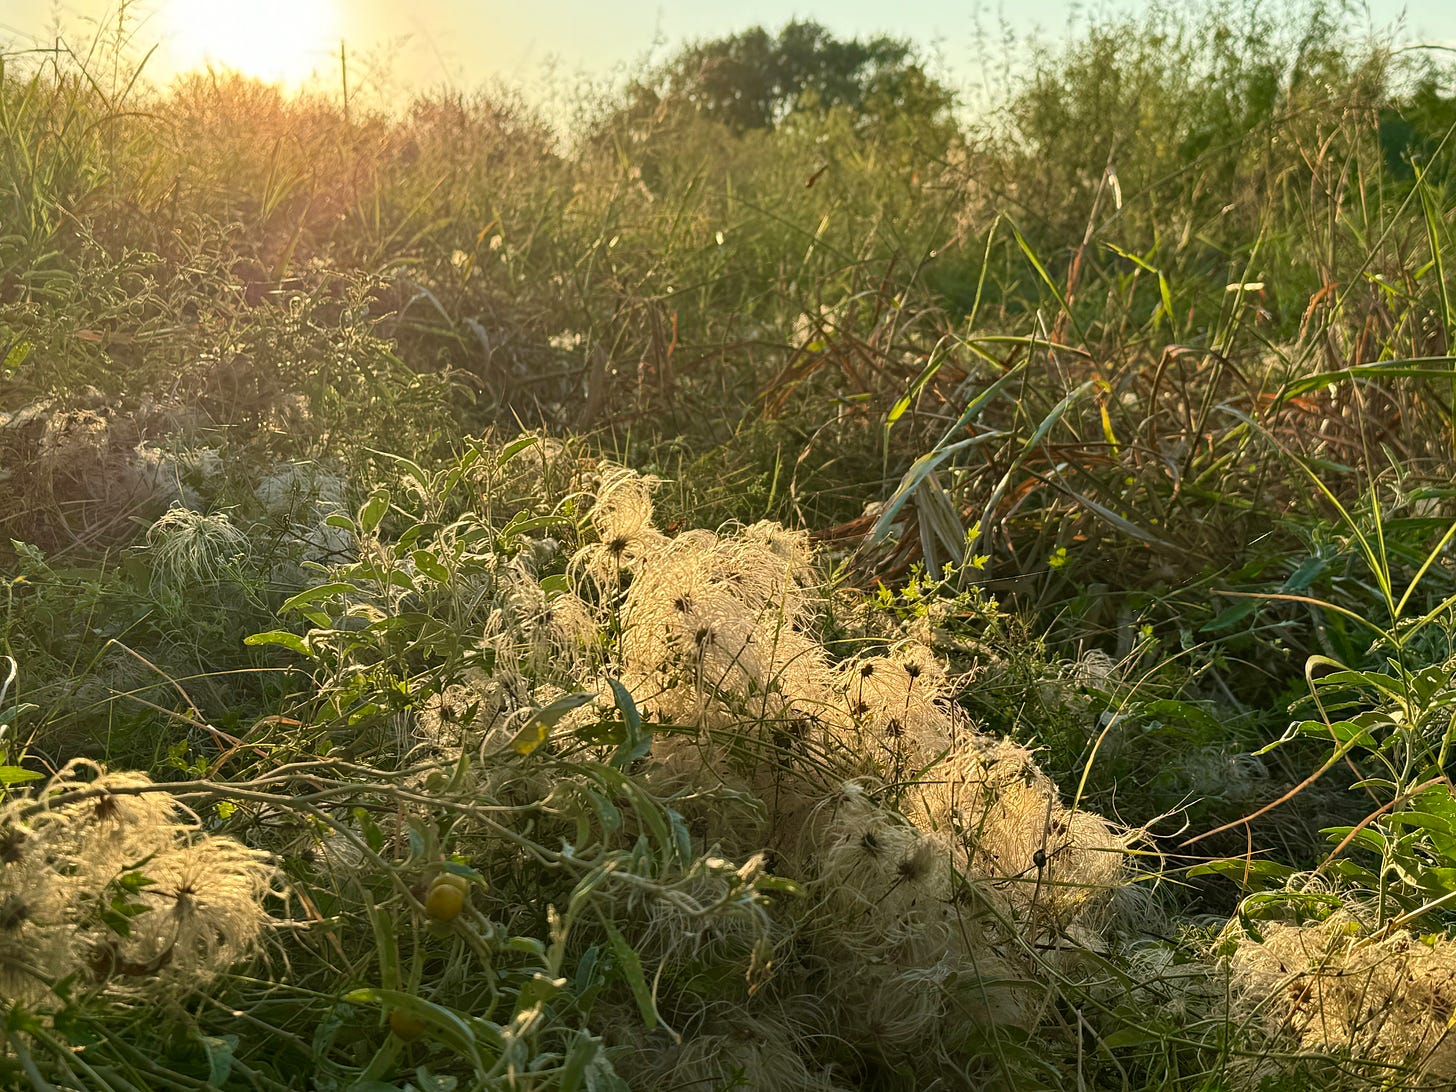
616;20;955;133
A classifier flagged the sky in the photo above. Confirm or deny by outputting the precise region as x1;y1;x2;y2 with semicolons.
2;0;1454;113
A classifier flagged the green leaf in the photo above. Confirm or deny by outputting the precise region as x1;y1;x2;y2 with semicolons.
244;630;310;656
509;692;597;756
197;1033;237;1087
887;338;953;427
498;435;541;464
1281;555;1328;593
871;429;1008;544
281;583;357;613
386;569;418;593
1321;825;1388;855
0;766;42;787
1288;718;1379;749
602;920;657;1031
362;894;402;995
1200;598;1258;633
1012;221;1083;341
1388;810;1456;838
396;522;428;551
1186;859;1296;887
1415;867;1456;897
541;574;573;596
116;871;156;894
607;679;651;769
0;702;37;728
505;935;547;959
512;971;567;1017
499;511;571;544
359;489;390;534
411;550;451;583
1316;669;1403;698
355;807;385;854
1275;359;1456;405
1099;1026;1166;1049
1326;858;1382;886
2;339;32;377
1410;665;1455;706
439;860;482;882
754;874;804;895
1042;476;1171;547
560;1031;602;1092
100;898;153;937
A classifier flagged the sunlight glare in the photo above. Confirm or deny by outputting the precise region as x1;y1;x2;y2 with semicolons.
161;0;341;87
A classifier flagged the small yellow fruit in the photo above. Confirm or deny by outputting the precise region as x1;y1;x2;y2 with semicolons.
430;872;470;895
388;1009;427;1041
424;878;466;922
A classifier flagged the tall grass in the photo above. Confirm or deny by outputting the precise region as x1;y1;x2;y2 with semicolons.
3;2;1456;1087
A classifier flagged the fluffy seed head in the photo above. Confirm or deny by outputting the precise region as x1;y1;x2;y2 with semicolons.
1229;910;1456;1083
108;836;276;994
144;507;251;588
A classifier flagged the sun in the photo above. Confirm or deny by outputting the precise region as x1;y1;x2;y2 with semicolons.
160;0;342;87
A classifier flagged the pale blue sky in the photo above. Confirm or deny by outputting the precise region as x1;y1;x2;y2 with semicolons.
2;0;1453;110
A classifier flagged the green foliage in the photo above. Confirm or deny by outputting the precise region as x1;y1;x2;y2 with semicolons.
1218;464;1456;926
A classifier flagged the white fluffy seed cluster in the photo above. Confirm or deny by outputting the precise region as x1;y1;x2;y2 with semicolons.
395;460;1142;1080
35;409;110;478
254;462;353;567
411;562;607;759
0;760;276;1013
567;466;1136;1061
633;1011;849;1092
1228;909;1456;1085
144;507;252;588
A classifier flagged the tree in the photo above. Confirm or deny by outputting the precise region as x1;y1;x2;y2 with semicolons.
611;21;955;135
